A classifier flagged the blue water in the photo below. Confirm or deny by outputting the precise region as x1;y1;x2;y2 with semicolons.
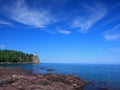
0;63;120;90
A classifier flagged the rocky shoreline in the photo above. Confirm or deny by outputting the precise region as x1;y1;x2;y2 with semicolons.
0;68;88;90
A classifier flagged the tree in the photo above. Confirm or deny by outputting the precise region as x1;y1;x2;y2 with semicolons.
0;49;33;63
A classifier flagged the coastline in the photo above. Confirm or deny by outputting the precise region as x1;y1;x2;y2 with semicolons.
0;64;119;90
0;62;33;64
0;67;88;90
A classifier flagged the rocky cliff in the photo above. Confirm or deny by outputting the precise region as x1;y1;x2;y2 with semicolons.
32;54;40;64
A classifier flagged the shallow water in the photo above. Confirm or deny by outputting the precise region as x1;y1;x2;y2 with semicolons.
0;63;120;90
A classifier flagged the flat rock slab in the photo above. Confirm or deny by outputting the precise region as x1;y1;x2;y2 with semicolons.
0;68;88;90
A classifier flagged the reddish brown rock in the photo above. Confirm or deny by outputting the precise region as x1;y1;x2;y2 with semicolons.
0;68;88;90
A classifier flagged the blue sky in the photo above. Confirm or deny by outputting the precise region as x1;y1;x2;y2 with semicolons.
0;0;120;64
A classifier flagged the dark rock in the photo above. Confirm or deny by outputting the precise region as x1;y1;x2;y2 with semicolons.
40;67;46;69
100;87;110;90
46;68;55;71
91;84;95;86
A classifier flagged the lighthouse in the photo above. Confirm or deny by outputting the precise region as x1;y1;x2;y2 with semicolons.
32;52;40;64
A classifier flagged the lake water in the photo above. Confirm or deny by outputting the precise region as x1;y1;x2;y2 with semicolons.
0;63;120;90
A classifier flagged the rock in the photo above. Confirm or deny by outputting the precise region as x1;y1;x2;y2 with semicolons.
32;53;40;64
44;74;88;90
100;87;110;90
34;74;43;78
46;68;55;71
40;67;46;69
0;68;88;90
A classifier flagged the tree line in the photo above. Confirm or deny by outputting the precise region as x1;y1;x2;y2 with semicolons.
0;49;33;63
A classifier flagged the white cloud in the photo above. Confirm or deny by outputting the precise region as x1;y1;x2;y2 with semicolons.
57;29;71;35
0;20;13;26
0;45;5;49
8;0;53;28
104;34;120;40
72;3;107;33
104;24;120;40
1;0;108;34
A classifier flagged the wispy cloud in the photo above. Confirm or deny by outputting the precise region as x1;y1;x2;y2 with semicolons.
72;3;107;33
100;2;120;27
8;0;53;28
0;0;109;34
57;29;71;35
0;20;13;26
100;16;120;27
0;44;5;49
104;24;120;40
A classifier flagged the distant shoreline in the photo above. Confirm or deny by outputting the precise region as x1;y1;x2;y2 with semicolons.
0;62;33;64
0;49;40;64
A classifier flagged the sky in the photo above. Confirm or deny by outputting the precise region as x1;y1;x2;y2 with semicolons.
0;0;120;64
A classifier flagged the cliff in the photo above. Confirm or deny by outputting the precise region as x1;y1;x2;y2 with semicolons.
32;54;40;64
